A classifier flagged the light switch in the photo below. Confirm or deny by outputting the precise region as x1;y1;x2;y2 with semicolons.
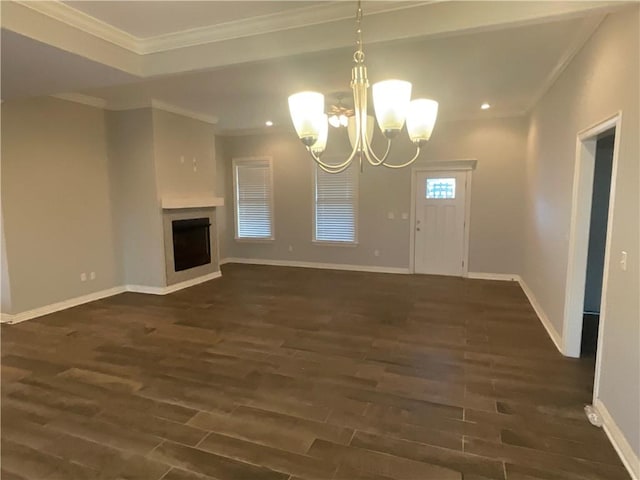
401;212;409;220
387;212;395;220
620;251;628;271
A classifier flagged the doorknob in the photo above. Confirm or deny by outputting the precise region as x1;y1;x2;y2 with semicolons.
416;227;421;231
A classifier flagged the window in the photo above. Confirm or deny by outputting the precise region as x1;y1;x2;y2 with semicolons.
233;157;274;240
426;178;456;199
314;164;357;243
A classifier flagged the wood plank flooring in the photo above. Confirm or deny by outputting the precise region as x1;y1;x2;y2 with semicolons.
1;263;628;480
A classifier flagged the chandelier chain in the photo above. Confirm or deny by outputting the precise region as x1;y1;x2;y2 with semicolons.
353;0;365;64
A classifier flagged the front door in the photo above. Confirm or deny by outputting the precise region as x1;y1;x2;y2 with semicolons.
414;170;468;276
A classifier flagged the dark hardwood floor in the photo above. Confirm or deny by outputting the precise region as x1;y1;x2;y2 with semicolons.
1;264;628;480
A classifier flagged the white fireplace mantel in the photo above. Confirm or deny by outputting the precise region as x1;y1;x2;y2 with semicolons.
161;196;224;210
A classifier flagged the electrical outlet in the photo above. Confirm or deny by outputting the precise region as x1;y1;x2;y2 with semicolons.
374;249;380;257
180;155;185;164
288;245;294;252
80;273;87;282
90;272;96;280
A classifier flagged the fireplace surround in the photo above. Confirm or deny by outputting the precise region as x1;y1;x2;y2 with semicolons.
162;207;219;286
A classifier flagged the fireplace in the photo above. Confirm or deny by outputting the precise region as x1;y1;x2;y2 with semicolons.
172;218;211;271
162;204;220;286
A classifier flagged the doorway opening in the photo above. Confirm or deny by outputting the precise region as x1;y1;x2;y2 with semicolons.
581;130;615;357
563;113;620;406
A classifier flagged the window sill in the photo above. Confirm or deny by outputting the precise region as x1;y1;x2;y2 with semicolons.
235;237;275;243
312;240;359;247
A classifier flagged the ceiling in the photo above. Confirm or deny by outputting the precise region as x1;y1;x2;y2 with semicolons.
1;1;630;133
63;1;330;38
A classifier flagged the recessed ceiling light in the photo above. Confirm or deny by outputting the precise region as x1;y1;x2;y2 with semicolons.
265;120;274;127
481;103;491;110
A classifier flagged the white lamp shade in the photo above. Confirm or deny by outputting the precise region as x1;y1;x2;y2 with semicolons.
311;115;329;154
288;91;325;140
347;115;375;149
372;80;412;132
406;99;438;143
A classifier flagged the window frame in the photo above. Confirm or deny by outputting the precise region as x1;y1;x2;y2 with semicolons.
232;156;275;242
312;161;359;246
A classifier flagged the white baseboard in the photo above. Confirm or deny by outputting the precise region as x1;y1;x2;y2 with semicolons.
595;398;640;480
220;257;410;275
517;276;563;353
126;271;221;295
0;286;126;325
467;272;519;281
1;272;223;324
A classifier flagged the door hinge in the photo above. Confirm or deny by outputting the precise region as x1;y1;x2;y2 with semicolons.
462;260;465;267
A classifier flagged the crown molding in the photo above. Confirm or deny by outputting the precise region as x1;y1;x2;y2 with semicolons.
14;0;140;53
11;0;434;56
138;1;434;54
150;100;218;125
525;13;606;114
51;93;107;109
48;94;218;125
106;100;153;111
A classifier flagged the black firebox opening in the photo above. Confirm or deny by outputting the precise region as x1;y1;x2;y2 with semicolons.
172;218;211;272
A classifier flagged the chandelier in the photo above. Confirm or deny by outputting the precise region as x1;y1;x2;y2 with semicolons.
288;0;438;174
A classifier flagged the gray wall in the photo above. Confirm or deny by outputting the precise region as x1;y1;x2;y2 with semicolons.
1;97;120;313
583;138;614;313
218;115;527;274
215;137;229;261
0;102;221;312
523;7;639;459
105;107;220;289
106;108;166;288
151;108;217;198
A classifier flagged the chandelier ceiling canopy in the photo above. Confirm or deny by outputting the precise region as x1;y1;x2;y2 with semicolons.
288;0;439;174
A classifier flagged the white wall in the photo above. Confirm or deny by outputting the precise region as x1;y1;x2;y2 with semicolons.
218;115;527;274
523;6;639;464
1;97;120;313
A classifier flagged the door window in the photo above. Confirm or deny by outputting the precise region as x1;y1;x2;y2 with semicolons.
426;178;456;199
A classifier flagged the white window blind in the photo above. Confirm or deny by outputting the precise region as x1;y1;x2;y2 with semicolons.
234;158;273;239
314;165;357;243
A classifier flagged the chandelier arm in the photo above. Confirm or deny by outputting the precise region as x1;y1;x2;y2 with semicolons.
380;145;422;169
317;161;353;174
350;67;392;167
307;148;358;173
361;138;392;166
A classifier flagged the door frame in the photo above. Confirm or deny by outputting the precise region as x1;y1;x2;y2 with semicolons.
563;113;621;406
409;159;477;275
